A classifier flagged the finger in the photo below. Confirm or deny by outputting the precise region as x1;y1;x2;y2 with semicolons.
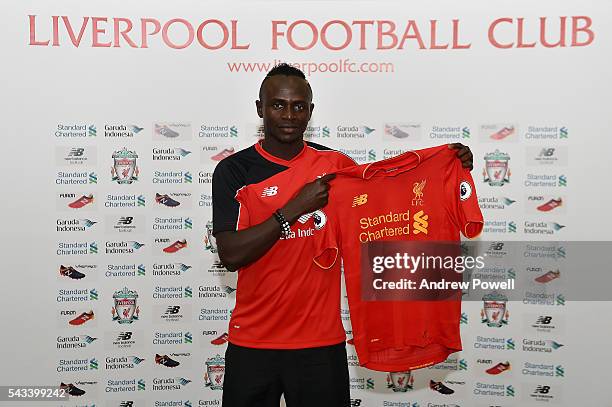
448;143;463;150
319;173;336;183
456;148;470;158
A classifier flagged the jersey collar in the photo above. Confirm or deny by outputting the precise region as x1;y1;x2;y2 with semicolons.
255;140;307;166
361;149;422;179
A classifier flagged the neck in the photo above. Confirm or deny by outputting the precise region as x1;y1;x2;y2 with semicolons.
261;137;304;161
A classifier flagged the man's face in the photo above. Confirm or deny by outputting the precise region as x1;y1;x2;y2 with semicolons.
256;75;314;145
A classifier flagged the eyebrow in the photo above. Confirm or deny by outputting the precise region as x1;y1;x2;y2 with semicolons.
268;98;307;104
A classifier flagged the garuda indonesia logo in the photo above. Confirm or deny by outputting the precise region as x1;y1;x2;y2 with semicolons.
112;287;140;324
111;148;139;184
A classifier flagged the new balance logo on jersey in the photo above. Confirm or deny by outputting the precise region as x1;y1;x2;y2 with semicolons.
352;194;368;207
261;186;278;197
534;385;550;394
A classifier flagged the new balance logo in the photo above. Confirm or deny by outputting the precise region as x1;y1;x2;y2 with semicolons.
352;194;368;207
68;148;85;157
165;306;181;315
118;217;134;225
117;332;132;341
261;186;278;197
539;148;555;157
536;316;553;325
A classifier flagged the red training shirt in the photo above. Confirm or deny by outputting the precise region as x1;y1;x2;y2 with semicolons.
212;140;355;349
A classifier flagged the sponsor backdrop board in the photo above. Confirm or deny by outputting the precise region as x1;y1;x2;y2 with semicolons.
1;0;612;406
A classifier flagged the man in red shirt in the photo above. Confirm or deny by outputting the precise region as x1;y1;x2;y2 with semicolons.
212;63;474;407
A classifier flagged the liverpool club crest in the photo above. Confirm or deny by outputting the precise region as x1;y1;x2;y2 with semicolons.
111;148;139;184
483;150;510;186
112;287;140;324
204;221;217;253
204;354;225;390
481;292;509;327
387;371;414;392
412;179;426;206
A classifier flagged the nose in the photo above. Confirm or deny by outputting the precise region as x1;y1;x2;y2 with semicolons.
281;105;295;120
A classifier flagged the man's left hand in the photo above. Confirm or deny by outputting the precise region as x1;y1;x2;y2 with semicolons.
448;143;473;170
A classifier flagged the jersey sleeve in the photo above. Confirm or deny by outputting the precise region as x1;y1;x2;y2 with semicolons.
212;159;247;235
312;197;341;269
444;155;484;239
336;151;357;169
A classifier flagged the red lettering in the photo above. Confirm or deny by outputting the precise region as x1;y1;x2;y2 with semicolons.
398;20;425;49
377;20;397;50
162;18;195;49
287;20;317;50
59;16;90;47
52;15;59;46
91;17;111;47
28;15;50;46
430;20;448;49
231;20;249;49
113;18;137;48
271;20;286;50
321;20;352;50
488;17;513;48
517;18;536;48
196;20;228;50
571;16;594;46
452;19;471;49
352;20;374;50
140;18;161;48
540;17;566;48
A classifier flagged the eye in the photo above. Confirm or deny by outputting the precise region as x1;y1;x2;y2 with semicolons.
272;102;283;110
294;104;305;112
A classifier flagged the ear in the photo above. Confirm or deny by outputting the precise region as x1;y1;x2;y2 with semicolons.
256;100;263;118
308;103;315;120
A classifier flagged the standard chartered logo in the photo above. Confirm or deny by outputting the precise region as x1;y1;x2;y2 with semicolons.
412;210;428;235
358;209;429;242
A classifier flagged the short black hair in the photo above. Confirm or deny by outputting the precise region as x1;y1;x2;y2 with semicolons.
259;63;312;100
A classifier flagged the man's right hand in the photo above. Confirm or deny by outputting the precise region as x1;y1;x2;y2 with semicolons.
281;173;336;223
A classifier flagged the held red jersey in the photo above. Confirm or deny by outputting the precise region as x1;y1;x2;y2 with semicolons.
212;140;355;349
313;145;484;371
